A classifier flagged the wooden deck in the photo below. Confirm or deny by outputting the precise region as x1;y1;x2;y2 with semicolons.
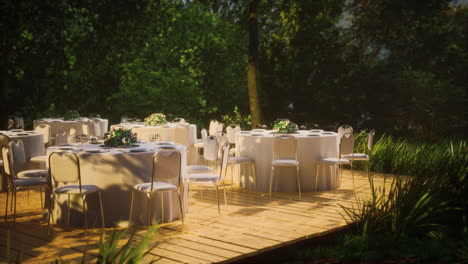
0;170;392;263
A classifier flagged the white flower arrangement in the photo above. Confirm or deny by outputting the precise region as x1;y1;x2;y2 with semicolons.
144;113;167;126
273;119;298;134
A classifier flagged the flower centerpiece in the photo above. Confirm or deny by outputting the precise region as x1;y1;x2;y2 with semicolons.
104;128;138;147
63;110;80;121
273;119;298;134
144;113;167;126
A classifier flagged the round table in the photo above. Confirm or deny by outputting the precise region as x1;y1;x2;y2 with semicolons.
235;130;339;192
111;122;198;164
46;142;187;227
34;118;109;138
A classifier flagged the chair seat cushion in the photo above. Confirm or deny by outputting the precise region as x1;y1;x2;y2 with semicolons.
55;184;99;194
272;159;299;166
342;153;369;160
17;169;47;178
194;142;204;148
13;177;48;187
30;155;47;163
228;156;253;164
134;182;177;192
186;174;220;182
318;158;350;165
187;165;215;174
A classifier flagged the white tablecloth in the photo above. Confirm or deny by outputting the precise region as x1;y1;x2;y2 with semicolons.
111;122;198;164
34;118;108;138
46;142;187;227
236;130;339;192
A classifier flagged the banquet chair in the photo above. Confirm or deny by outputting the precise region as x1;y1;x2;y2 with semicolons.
2;146;49;222
226;124;241;155
270;135;301;198
338;125;353;139
342;129;376;180
228;154;256;191
48;151;105;233
216;132;228;159
55;131;69;145
8;140;47;178
186;144;230;214
315;133;351;190
90;119;102;139
0;135;11;192
187;135;218;175
129;150;184;227
35;124;51;148
208;120;220;136
194;128;208;160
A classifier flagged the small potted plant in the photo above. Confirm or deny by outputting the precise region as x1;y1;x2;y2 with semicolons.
104;128;138;147
63;110;80;121
273;119;298;134
144;113;167;126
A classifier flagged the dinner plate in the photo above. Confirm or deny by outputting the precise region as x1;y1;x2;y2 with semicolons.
310;129;323;133
84;149;105;153
251;134;263;136
56;147;74;150
240;131;251;134
129;148;147;152
157;146;176;150
10;129;23;132
58;143;72;146
321;132;334;135
156;142;173;145
16;133;29;136
307;134;320;137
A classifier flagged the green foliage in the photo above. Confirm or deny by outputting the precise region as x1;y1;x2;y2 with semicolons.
96;226;158;264
221;106;252;130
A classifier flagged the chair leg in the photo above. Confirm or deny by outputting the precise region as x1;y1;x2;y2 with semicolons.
129;191;135;227
177;191;184;225
161;194;165;223
82;195;88;234
315;164;320;191
48;194;54;234
67;194;71;225
98;191;105;228
221;181;227;206
269;166;274;197
4;189;9;222
351;161;355;188
39;188;44;214
146;193;151;228
13;191;17;223
230;165;234;191
296;166;301;199
215;184;220;215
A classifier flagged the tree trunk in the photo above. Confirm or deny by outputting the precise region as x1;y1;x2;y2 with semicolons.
247;0;262;128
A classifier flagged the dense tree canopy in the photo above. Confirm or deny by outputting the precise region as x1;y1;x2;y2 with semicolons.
1;0;467;139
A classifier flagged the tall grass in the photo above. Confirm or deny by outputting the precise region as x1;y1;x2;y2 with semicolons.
343;133;468;240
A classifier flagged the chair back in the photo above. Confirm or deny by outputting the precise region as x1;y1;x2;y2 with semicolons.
55;131;69;145
70;127;77;136
0;135;10;163
203;135;219;162
367;129;376;151
8;119;15;130
173;124;190;147
8;140;26;175
208;120;219;136
91;119;102;139
82;124;90;136
1;146;14;184
338;125;353;139
218;143;230;179
49;152;81;190
35;124;51;146
152;150;181;190
216;132;228;159
340;133;355;156
273;135;297;160
226;124;241;144
200;128;208;142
